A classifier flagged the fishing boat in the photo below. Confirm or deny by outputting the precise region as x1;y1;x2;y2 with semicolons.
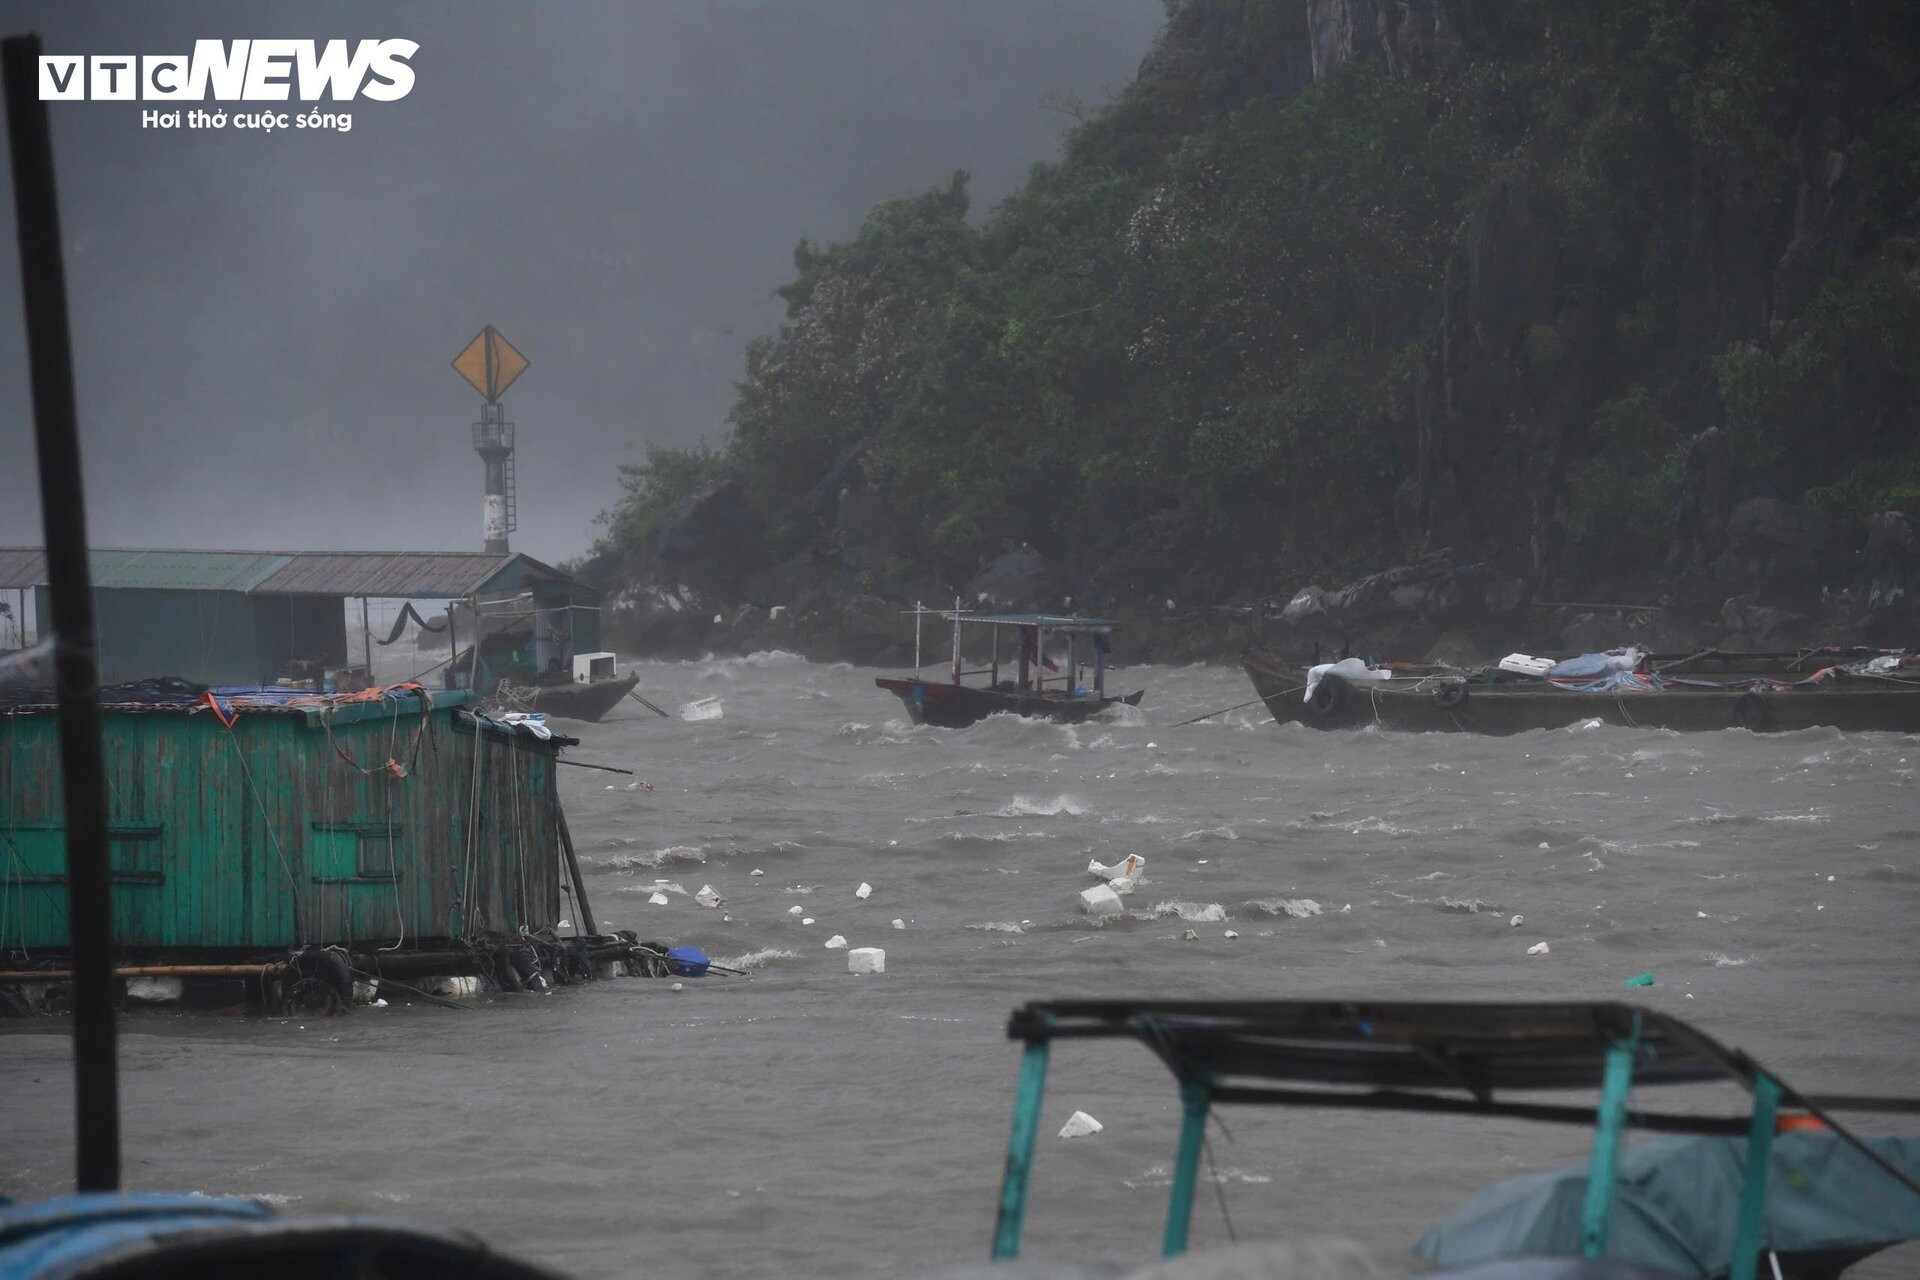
490;650;642;722
874;605;1143;728
987;998;1920;1277
1242;646;1920;734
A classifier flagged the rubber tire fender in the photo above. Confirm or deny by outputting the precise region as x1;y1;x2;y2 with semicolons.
1732;689;1775;732
1433;682;1469;711
1305;673;1349;718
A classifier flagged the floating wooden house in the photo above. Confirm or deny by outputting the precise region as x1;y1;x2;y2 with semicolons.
0;684;565;957
0;547;603;689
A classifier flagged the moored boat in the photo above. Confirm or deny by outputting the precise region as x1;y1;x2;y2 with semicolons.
1243;646;1920;734
986;998;1920;1277
875;606;1143;728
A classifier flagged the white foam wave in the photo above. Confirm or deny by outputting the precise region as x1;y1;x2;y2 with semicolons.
995;794;1088;818
589;845;706;872
1709;952;1753;967
1141;901;1229;922
966;921;1030;934
1247;898;1323;918
713;948;796;971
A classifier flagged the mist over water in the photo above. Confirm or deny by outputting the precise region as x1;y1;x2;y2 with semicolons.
5;656;1918;1278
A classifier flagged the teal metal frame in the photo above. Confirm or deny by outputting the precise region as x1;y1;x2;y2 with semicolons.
987;1010;1847;1273
991;1034;1052;1259
1162;1077;1212;1256
1730;1075;1781;1280
1580;1017;1642;1257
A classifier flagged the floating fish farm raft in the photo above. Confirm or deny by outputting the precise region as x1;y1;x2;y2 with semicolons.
0;681;681;1013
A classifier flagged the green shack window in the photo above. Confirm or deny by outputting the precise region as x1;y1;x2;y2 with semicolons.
309;823;404;883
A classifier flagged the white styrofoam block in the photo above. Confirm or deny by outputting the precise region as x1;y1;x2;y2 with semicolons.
1527;941;1550;956
1509;914;1524;927
788;905;803;915
1079;884;1124;920
1223;930;1240;939
649;892;671;906
847;947;886;975
695;885;723;908
855;882;872;900
125;976;183;1003
891;918;906;929
425;975;481;997
751;869;765;877
1058;1111;1103;1139
1108;875;1137;895
802;917;815;925
1088;854;1145;882
824;935;848;949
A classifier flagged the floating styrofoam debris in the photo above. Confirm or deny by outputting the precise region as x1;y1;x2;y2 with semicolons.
855;882;872;900
1509;914;1524;928
1538;842;1550;850
1088;854;1145;882
426;975;482;997
1223;930;1240;939
1058;1111;1103;1139
788;905;803;915
1527;941;1550;956
802;917;815;925
847;947;886;975
824;935;848;949
558;919;571;930
648;892;671;906
125;976;183;1003
751;869;765;877
1109;875;1138;895
1697;910;1708;918
680;696;724;722
1182;929;1199;941
695;885;723;908
1079;884;1124;920
891;919;905;930
670;981;684;992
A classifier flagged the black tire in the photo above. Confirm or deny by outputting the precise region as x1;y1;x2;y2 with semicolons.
1732;690;1775;732
1306;672;1349;718
284;948;353;1015
1433;682;1469;711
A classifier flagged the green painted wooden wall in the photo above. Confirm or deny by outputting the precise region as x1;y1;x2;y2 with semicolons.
0;691;561;953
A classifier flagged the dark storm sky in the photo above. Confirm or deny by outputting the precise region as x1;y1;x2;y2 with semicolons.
0;1;1163;563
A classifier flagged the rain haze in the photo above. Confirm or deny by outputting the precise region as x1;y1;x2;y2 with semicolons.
0;1;1164;561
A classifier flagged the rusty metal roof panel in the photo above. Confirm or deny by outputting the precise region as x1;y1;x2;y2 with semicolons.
251;552;517;598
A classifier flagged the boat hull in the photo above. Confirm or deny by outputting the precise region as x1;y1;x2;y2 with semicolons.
1243;650;1920;734
876;677;1142;728
514;673;641;722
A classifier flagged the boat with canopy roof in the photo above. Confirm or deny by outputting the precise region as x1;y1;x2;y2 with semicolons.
874;603;1144;728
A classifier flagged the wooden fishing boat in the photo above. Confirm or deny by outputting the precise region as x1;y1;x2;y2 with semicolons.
986;998;1920;1277
1243;646;1920;734
875;606;1143;728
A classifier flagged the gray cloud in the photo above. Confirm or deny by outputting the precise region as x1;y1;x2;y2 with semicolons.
0;1;1161;562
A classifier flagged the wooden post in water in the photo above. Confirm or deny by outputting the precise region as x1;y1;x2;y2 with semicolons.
555;804;595;939
4;32;119;1191
951;596;962;685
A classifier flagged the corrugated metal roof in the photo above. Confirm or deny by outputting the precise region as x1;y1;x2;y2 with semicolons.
0;549;291;592
0;548;580;599
252;552;516;597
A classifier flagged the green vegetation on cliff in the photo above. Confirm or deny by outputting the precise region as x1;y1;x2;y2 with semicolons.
596;0;1920;606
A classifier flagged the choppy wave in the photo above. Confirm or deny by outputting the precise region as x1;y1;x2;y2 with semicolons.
712;948;796;971
1140;901;1229;922
586;845;707;872
1246;898;1324;918
994;794;1088;818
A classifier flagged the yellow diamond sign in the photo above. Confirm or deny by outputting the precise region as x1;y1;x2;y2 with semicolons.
451;325;530;402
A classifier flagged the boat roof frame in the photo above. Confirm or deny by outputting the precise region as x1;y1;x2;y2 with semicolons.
915;609;1120;634
991;998;1920;1274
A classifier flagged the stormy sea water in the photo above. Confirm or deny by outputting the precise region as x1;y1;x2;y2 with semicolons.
4;654;1919;1278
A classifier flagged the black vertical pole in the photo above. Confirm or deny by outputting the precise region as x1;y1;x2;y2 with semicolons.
3;32;120;1191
